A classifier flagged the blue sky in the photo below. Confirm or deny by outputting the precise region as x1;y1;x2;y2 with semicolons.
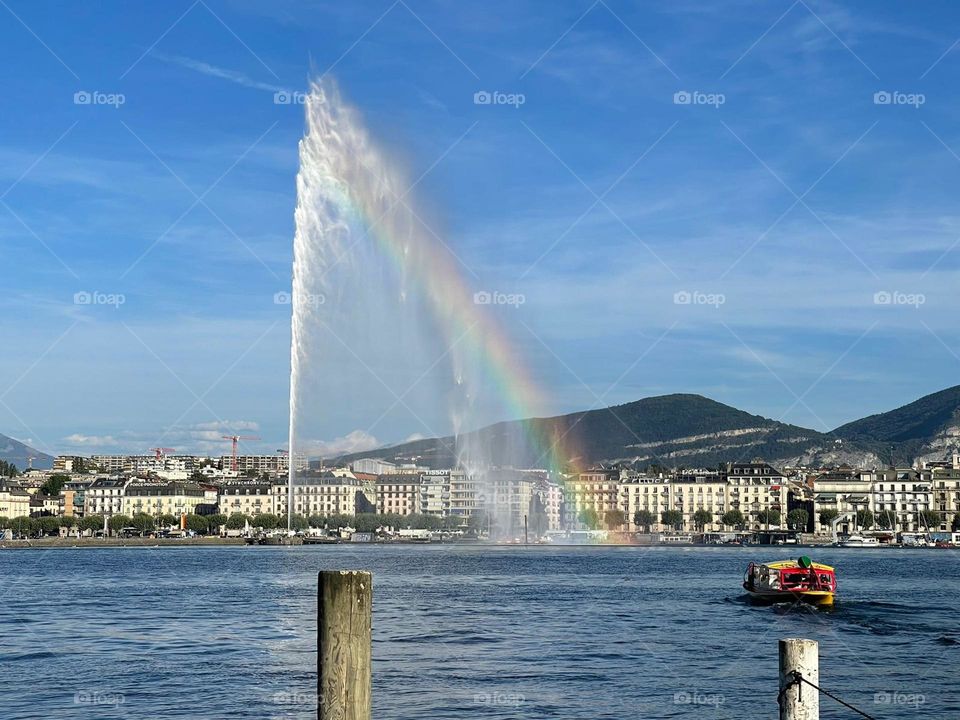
2;0;960;458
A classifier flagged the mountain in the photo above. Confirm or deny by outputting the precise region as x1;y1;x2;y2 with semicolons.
0;434;54;470
833;385;960;465
339;393;883;470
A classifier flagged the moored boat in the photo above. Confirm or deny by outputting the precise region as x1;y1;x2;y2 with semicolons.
743;556;836;606
839;534;879;548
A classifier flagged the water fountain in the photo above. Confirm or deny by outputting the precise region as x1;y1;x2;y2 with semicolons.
286;78;557;533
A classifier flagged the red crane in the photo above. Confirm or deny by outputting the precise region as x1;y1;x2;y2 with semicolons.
151;447;176;460
222;435;260;471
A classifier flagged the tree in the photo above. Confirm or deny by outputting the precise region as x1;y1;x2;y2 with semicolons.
289;514;309;531
0;460;20;477
108;514;133;534
876;510;895;530
0;516;9;529
721;510;745;529
251;513;280;530
578;508;599;530
818;509;839;527
693;509;713;531
661;509;684;530
787;509;809;531
633;509;656;532
756;509;781;527
206;513;228;532
308;514;325;529
40;474;70;497
131;513;156;535
37;516;61;536
185;514;210;534
59;516;77;534
855;509;874;530
78;515;105;534
919;509;942;530
10;516;34;536
157;513;178;529
952;513;960;532
226;513;250;530
604;509;626;530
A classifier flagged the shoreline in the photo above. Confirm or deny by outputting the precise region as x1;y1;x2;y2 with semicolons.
0;537;951;550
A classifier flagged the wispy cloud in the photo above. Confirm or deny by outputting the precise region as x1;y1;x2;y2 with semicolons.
151;52;290;94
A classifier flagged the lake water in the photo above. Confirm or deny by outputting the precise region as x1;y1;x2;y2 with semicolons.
1;545;957;719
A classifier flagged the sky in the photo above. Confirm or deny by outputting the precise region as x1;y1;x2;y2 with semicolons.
2;0;960;459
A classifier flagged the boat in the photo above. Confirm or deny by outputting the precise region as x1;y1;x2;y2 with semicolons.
743;556;836;606
839;534;879;548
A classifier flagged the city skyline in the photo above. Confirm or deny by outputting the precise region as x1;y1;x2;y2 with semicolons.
4;1;960;458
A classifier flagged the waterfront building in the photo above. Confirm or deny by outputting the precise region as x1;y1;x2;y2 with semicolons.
283;475;377;517
419;471;450;516
863;468;934;533
121;481;208;518
0;479;31;518
931;467;960;530
726;462;788;530
564;470;620;527
84;477;133;517
486;469;534;534
219;482;275;518
376;474;422;515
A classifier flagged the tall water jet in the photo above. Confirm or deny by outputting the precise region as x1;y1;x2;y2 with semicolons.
287;78;560;532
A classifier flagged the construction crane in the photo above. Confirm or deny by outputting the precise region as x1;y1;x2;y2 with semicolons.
150;448;176;460
25;456;36;470
222;435;260;472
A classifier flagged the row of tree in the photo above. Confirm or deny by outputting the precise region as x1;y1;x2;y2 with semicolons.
576;508;809;532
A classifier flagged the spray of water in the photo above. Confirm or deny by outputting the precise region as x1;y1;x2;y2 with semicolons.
287;78;492;530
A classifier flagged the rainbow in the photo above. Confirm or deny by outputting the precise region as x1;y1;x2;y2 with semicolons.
295;80;580;477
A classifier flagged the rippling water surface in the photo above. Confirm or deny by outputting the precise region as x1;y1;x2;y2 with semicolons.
1;545;957;719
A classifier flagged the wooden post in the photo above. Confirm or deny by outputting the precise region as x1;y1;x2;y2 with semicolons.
779;638;819;720
318;570;372;720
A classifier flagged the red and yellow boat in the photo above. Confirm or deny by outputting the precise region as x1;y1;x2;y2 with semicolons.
743;556;837;606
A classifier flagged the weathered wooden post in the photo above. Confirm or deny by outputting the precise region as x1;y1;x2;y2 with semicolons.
779;638;819;720
318;570;372;720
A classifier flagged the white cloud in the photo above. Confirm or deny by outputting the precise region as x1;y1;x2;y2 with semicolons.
301;430;381;458
63;433;119;447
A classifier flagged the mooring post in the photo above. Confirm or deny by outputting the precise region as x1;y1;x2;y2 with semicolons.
779;638;819;720
318;570;372;720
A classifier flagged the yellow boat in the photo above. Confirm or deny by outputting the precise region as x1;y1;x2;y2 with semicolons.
743;557;837;607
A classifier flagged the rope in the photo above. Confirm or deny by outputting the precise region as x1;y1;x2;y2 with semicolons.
777;670;878;720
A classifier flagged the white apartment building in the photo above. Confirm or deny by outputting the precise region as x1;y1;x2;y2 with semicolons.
121;481;209;518
376;474;421;515
282;476;377;517
419;471;450;516
84;478;133;516
218;482;276;518
0;479;31;518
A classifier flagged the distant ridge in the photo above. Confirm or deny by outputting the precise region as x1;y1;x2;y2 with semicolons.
340;386;960;470
0;433;54;470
